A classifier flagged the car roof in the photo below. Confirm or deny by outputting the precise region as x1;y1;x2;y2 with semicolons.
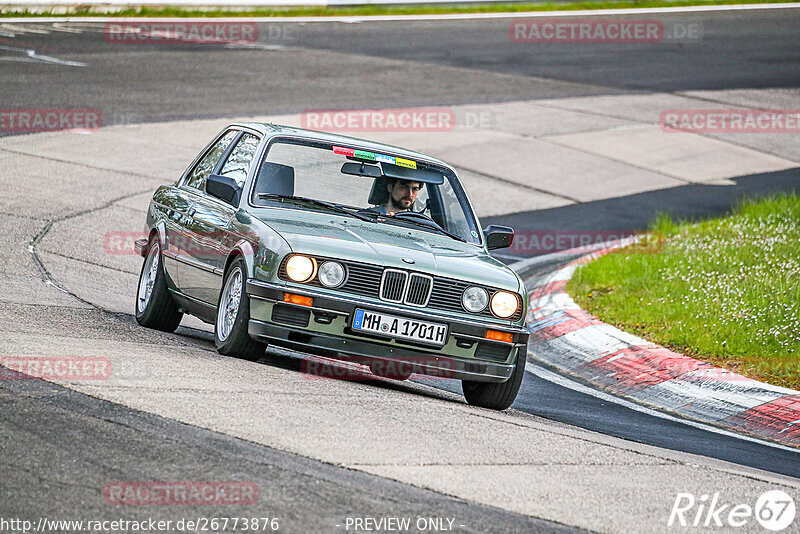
232;122;450;168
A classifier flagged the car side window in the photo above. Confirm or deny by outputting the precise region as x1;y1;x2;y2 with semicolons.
185;129;239;191
218;133;260;188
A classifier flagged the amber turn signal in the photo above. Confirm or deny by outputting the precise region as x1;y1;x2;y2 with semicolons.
485;329;513;343
283;293;313;307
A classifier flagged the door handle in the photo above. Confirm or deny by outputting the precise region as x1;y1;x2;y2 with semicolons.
188;208;196;217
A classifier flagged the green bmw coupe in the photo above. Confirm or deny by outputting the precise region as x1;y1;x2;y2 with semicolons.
135;123;529;409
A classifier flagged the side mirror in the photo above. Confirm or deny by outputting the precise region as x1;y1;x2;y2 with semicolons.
206;174;240;205
483;225;515;250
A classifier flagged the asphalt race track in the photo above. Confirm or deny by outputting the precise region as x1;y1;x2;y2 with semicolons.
2;10;799;126
1;8;800;533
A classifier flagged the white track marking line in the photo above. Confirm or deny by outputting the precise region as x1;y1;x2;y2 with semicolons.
0;57;43;63
0;45;86;66
223;42;287;50
528;363;800;454
6;3;800;24
0;23;50;34
50;22;88;33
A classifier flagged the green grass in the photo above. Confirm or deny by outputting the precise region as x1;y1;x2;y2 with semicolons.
1;0;795;18
567;194;800;390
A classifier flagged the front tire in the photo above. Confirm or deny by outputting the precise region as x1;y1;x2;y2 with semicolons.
135;236;183;332
462;350;525;410
214;257;267;361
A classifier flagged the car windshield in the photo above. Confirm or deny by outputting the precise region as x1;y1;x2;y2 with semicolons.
250;137;482;245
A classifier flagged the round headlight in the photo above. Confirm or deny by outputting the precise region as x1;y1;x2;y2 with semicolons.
490;291;519;318
285;255;315;282
318;261;346;288
462;286;489;313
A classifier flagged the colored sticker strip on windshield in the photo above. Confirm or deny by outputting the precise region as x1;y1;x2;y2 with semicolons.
395;157;417;169
332;145;417;169
332;146;354;157
354;149;375;160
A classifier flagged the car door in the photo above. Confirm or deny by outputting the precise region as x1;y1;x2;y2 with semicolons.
174;129;240;300
181;131;261;305
155;187;193;288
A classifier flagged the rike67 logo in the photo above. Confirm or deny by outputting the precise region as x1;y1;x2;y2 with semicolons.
669;490;796;531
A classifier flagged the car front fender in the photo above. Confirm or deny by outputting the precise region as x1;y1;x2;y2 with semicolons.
228;239;256;277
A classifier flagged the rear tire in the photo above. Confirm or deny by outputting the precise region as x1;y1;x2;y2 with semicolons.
214;257;267;361
135;236;183;332
462;350;525;410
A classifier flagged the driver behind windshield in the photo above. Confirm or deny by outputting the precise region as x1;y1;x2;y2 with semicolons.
372;178;423;216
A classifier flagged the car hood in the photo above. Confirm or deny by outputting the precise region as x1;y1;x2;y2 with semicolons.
254;210;521;292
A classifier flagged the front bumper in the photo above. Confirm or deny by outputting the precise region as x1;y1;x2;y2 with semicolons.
246;280;529;383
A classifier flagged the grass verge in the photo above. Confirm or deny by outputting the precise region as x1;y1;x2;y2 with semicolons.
567;194;800;390
0;0;796;18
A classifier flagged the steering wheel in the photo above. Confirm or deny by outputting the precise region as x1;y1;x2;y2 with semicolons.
392;210;444;231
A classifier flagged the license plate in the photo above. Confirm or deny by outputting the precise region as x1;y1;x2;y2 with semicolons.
352;309;448;347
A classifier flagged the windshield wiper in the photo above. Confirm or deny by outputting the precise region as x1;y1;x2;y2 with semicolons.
257;194;373;222
385;213;466;243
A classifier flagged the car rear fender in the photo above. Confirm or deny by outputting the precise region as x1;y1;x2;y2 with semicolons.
155;220;167;251
137;221;167;257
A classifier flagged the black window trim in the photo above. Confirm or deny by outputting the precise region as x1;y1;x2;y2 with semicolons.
216;130;262;190
179;127;242;191
178;127;264;211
